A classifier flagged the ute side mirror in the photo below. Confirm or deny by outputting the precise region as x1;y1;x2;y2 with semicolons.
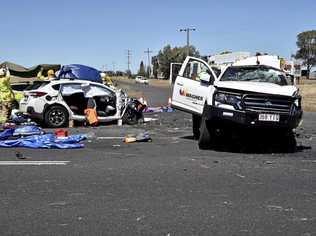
199;71;211;83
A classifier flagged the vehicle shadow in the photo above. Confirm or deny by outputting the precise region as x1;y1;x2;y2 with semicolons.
180;133;311;154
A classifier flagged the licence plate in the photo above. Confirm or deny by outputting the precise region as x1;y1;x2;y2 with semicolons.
258;113;280;122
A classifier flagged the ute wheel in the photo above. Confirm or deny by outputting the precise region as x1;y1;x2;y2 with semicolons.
122;108;138;125
198;113;212;150
281;131;297;153
192;114;201;140
44;105;69;128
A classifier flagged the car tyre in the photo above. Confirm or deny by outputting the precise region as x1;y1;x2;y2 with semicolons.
122;108;138;125
44;105;69;128
192;114;201;140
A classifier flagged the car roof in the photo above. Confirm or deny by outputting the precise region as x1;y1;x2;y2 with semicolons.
47;79;115;91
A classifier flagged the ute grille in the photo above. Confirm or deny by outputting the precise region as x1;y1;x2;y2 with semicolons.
242;94;293;113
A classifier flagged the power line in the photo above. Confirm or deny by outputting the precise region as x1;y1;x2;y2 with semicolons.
179;27;196;57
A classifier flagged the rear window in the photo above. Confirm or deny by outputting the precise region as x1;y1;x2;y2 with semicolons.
25;81;50;91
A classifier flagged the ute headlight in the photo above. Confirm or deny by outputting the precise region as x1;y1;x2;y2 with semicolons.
214;93;227;103
214;92;241;109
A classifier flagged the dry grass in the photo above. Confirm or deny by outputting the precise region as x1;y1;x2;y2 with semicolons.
298;79;316;112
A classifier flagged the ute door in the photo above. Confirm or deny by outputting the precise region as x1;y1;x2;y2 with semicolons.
172;57;217;115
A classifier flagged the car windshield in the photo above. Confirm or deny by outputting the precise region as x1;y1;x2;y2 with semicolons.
221;66;288;85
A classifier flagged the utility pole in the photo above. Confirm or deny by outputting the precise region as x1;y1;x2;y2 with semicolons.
179;27;196;57
127;49;132;71
144;48;153;77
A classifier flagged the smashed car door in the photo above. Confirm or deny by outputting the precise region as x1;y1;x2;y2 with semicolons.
172;57;217;115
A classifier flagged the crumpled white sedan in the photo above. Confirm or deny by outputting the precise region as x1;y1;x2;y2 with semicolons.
19;79;135;127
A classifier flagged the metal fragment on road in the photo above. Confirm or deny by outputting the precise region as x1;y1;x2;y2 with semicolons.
236;174;246;178
200;164;210;169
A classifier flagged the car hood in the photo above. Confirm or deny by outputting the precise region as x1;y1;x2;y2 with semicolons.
214;81;298;97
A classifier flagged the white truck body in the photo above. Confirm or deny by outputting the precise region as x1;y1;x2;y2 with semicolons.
171;56;303;151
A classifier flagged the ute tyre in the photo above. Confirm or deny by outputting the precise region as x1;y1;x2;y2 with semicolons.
44;105;69;128
198;114;212;150
282;131;297;153
192;114;201;140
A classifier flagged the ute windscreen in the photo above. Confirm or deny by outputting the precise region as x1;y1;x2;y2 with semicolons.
221;66;288;85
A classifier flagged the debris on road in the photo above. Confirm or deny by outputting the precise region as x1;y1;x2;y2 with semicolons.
144;106;174;113
264;161;275;165
124;135;137;143
15;151;26;159
144;117;158;122
124;132;152;143
236;174;246;178
55;129;69;137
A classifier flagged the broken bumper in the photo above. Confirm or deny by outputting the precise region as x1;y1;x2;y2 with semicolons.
204;105;303;130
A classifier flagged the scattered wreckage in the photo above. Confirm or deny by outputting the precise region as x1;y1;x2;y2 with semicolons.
171;56;303;151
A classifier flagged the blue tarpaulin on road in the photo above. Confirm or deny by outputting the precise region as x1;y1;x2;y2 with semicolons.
13;125;43;136
0;128;86;149
57;64;102;83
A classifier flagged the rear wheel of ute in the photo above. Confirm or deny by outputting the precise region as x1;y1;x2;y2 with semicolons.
281;131;297;153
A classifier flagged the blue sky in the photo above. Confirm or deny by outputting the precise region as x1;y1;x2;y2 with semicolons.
1;0;315;72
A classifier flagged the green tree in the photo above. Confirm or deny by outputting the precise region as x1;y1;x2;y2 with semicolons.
220;51;232;55
156;45;200;79
294;30;316;79
138;61;146;76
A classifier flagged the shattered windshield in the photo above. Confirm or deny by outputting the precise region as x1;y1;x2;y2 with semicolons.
221;66;288;85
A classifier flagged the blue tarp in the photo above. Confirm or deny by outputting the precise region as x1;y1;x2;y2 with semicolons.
0;128;86;149
13;126;43;136
57;64;102;83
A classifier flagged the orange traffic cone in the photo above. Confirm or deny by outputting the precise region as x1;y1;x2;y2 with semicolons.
168;97;172;107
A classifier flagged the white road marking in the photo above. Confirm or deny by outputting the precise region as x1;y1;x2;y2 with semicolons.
97;137;124;140
0;161;70;166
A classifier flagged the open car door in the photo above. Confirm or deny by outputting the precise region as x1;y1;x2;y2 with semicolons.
171;57;217;115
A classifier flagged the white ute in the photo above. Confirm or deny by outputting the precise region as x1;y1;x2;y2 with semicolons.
171;57;303;151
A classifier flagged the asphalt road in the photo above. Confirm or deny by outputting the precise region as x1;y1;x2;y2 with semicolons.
0;82;315;235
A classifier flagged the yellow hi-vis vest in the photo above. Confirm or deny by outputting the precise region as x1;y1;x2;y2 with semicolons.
0;70;14;102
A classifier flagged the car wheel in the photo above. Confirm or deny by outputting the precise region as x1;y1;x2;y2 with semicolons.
44;105;69;128
122;108;138;125
198;113;213;150
192;114;201;140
